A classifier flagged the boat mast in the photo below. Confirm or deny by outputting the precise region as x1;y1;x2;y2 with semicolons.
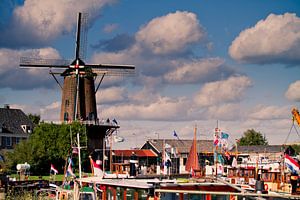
77;133;82;179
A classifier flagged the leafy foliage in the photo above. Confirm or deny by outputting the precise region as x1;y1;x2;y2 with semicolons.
238;129;268;146
5;122;87;175
27;113;41;125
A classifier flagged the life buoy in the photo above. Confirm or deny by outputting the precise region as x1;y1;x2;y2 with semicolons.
264;184;268;191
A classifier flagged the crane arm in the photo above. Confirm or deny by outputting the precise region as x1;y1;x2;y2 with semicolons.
292;108;300;127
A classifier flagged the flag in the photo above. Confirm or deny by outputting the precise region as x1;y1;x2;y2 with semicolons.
112;118;118;125
231;157;238;168
113;135;124;143
164;143;172;149
90;157;103;177
65;157;75;177
285;154;300;174
163;151;171;175
72;147;78;154
221;132;229;139
50;164;58;174
173;130;178;138
220;132;229;150
225;151;231;160
213;134;219;146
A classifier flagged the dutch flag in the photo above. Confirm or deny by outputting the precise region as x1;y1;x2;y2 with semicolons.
285;154;300;174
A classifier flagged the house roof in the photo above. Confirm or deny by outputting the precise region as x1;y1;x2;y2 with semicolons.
230;145;284;153
0;107;33;135
142;139;214;154
113;149;158;157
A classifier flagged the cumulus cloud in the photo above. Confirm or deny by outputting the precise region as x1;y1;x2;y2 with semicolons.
100;96;189;121
12;101;60;122
0;0;115;47
229;13;300;65
285;80;300;102
0;48;62;89
135;11;205;55
96;86;127;104
248;105;290;120
103;23;118;33
164;58;235;84
206;104;243;121
194;76;252;106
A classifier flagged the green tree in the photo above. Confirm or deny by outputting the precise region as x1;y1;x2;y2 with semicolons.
238;129;268;146
27;113;41;125
5;122;87;175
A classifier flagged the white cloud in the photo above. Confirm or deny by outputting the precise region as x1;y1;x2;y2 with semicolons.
285;80;300;102
0;47;61;89
248;105;290;120
194;76;252;106
103;23;118;33
11;101;60;122
100;96;189;121
164;58;226;84
1;0;115;46
135;11;205;55
206;104;243;121
229;13;300;64
96;86;127;104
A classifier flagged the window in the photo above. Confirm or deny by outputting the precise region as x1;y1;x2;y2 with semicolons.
65;100;70;107
64;112;69;121
2;137;12;147
16;137;20;144
21;125;30;133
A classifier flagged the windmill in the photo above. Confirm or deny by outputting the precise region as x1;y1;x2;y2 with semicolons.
20;12;135;123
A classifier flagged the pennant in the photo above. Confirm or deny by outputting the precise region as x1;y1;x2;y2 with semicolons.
50;164;58;174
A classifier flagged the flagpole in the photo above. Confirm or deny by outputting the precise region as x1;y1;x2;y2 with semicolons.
77;133;82;180
110;133;113;173
163;139;165;175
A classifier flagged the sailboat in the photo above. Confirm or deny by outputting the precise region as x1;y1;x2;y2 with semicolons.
185;125;200;177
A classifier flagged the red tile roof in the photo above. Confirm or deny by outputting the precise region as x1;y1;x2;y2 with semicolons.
113;149;157;157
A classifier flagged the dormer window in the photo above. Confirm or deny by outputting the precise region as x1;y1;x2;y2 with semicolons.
21;125;31;133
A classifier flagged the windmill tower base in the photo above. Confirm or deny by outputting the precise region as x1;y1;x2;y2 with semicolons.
86;123;119;171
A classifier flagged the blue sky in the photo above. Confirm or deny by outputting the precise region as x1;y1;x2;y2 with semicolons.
1;0;300;149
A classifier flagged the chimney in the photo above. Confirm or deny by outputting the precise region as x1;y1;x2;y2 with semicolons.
4;104;10;109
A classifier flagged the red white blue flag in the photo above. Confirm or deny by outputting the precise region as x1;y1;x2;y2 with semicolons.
285;154;300;174
50;164;58;174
